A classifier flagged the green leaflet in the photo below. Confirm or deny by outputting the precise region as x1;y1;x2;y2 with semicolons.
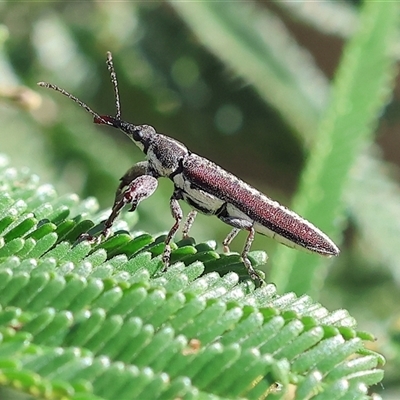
271;1;400;294
0;159;385;399
169;0;400;301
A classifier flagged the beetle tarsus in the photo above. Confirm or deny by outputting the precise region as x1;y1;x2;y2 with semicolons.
162;246;171;272
78;232;101;244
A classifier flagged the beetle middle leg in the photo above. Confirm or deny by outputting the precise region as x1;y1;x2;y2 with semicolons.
162;190;184;270
182;210;197;239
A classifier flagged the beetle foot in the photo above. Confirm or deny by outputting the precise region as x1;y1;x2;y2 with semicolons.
77;232;98;244
243;257;264;287
78;225;111;245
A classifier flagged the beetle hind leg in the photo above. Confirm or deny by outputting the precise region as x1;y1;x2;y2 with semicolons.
241;226;262;283
218;215;263;284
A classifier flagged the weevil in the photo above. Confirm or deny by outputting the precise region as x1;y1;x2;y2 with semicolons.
38;51;339;283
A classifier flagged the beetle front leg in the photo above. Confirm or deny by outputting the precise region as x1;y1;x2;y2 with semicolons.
162;191;183;270
101;173;158;237
113;161;149;204
99;161;156;237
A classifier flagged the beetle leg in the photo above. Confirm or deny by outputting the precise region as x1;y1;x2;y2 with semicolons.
182;210;197;239
101;173;158;237
80;162;157;242
114;161;149;203
218;215;262;283
222;228;240;253
241;226;261;283
162;190;183;270
99;161;156;236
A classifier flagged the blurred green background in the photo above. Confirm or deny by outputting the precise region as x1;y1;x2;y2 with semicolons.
1;1;400;397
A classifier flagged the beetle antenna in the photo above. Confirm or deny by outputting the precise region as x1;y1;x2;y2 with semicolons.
106;51;121;121
37;81;113;126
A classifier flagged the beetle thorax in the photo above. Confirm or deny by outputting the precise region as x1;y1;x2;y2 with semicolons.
147;134;188;178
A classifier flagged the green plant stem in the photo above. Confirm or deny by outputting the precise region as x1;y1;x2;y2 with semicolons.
270;1;399;296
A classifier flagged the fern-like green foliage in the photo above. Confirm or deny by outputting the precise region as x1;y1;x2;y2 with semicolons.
2;1;400;398
169;0;400;297
0;156;384;399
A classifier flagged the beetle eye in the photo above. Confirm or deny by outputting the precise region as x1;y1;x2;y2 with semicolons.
131;126;143;141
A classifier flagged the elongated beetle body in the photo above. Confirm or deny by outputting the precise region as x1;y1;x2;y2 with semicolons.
38;51;339;283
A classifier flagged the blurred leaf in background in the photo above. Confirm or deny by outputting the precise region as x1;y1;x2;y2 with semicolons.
1;0;400;398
